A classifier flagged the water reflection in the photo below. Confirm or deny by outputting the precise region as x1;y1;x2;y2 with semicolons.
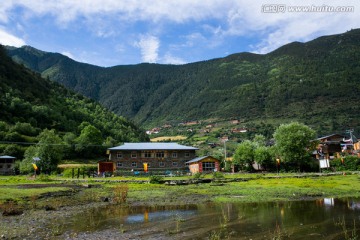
61;198;360;239
126;209;197;223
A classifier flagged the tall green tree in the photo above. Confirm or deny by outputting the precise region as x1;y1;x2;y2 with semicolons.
75;124;104;157
233;140;255;171
273;122;316;171
36;129;64;174
20;146;37;174
254;146;274;171
20;129;63;174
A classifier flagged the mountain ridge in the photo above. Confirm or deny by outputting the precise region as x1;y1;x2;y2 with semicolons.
5;29;360;134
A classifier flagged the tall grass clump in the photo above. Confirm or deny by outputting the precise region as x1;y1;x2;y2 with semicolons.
113;184;129;204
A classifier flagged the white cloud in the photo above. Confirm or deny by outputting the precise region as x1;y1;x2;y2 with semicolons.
0;0;359;64
135;35;160;63
162;53;186;65
0;0;230;25
61;51;75;59
0;28;25;47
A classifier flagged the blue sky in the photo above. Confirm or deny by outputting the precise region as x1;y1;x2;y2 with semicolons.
0;0;359;67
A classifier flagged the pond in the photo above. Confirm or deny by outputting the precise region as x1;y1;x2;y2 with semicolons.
59;198;360;239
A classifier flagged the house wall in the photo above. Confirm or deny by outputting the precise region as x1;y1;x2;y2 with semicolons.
188;163;200;173
109;150;197;170
98;162;115;174
188;157;220;173
0;158;15;175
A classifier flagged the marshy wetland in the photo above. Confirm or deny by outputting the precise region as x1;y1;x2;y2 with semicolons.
1;173;360;239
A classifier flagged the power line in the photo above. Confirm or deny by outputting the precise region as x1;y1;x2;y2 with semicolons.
0;141;107;147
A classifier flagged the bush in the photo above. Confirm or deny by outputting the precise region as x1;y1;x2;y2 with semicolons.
331;156;360;171
113;184;129;204
149;175;164;184
212;171;225;179
192;172;204;179
36;174;52;182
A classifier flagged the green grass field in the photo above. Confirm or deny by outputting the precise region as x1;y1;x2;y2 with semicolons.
1;173;359;206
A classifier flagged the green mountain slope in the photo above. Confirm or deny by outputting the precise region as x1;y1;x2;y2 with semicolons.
6;29;360;134
0;45;148;159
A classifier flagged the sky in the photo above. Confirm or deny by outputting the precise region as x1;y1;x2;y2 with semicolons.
0;0;359;67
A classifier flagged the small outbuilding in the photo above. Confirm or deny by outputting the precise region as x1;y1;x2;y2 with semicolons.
98;161;115;175
0;155;16;175
186;156;220;174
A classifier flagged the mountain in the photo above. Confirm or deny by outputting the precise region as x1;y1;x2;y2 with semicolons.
0;45;148;159
5;29;360;134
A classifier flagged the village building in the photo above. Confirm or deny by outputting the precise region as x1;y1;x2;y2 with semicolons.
231;128;248;133
186;156;220;173
315;134;345;160
146;127;161;135
0;155;16;175
103;142;198;173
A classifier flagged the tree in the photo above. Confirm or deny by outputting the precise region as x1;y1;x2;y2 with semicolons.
254;146;274;171
75;124;103;157
20;146;37;174
273;122;316;171
233;140;255;171
36;129;64;174
253;134;266;148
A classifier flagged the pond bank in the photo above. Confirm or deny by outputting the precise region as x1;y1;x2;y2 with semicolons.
1;173;360;239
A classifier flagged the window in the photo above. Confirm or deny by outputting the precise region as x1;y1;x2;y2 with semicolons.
116;162;123;167
185;152;190;158
117;152;123;158
131;162;137;167
172;162;178;167
144;152;152;158
202;162;215;172
172;152;177;158
131;152;137;158
156;152;164;158
159;162;165;167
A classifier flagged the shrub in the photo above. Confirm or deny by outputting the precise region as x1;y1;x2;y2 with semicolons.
149;175;164;184
331;156;360;171
192;172;204;179
113;184;129;204
36;174;52;182
213;171;225;179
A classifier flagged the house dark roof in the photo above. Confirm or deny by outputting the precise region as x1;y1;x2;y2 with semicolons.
317;134;345;141
186;156;219;164
0;155;16;159
109;142;198;151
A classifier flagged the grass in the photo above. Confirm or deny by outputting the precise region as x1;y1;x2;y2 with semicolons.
58;163;97;169
0;186;71;202
150;135;187;142
1;173;360;206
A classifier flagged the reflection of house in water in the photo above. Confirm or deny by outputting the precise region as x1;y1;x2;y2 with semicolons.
316;198;335;207
324;198;334;206
348;201;360;210
126;209;197;223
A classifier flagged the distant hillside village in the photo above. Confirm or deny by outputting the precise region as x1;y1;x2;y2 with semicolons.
146;119;248;135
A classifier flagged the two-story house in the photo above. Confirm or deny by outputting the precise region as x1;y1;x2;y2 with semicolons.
105;142;198;172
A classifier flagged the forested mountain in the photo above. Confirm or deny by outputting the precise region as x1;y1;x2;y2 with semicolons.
6;29;360;134
0;45;148;159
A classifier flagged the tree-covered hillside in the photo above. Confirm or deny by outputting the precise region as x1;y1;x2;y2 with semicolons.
6;29;360;134
0;45;148;160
